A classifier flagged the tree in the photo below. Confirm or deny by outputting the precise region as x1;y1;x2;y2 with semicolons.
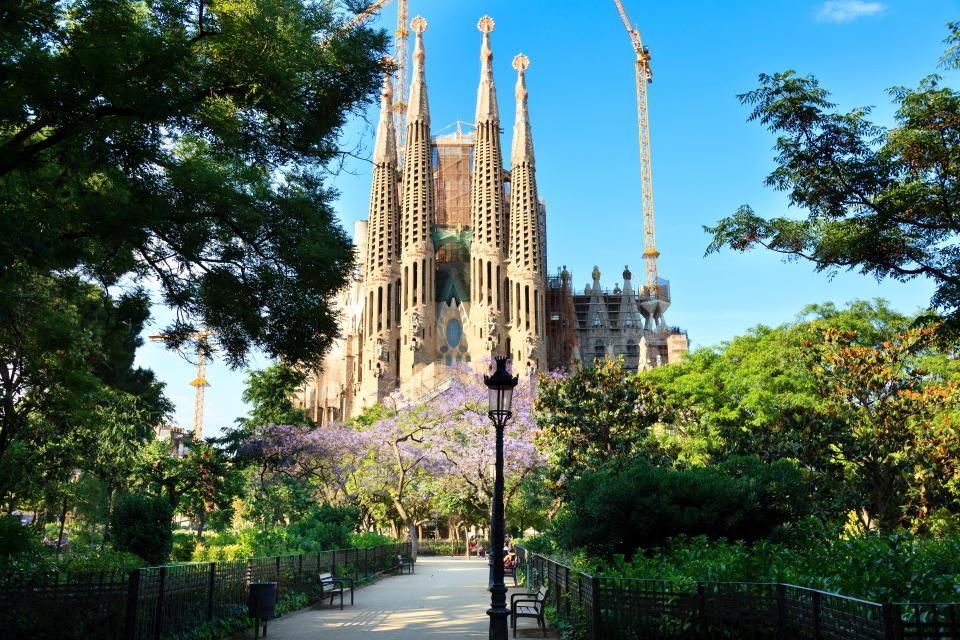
3;0;385;515
0;276;170;509
811;324;960;531
706;24;960;331
178;442;240;540
534;359;669;503
429;366;541;522
640;300;960;530
558;456;808;556
2;0;387;367
109;493;173;566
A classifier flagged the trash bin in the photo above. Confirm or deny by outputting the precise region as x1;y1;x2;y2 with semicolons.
248;582;278;638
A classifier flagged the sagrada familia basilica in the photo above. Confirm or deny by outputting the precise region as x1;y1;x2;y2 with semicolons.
297;16;688;424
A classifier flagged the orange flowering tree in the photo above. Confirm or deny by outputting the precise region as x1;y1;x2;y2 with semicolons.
811;324;960;531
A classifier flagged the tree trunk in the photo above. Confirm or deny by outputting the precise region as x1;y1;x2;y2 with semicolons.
55;497;68;553
405;516;418;561
195;510;207;541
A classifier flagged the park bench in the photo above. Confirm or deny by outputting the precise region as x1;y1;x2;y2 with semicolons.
396;553;415;574
317;572;354;609
503;555;519;586
510;584;548;637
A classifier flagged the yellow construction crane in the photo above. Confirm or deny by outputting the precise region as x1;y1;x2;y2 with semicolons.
612;0;660;297
393;0;409;165
148;329;214;441
336;0;410;165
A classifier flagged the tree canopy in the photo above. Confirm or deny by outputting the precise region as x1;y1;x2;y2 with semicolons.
706;23;960;331
2;0;388;365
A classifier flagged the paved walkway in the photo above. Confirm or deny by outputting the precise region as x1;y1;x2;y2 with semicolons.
238;556;553;639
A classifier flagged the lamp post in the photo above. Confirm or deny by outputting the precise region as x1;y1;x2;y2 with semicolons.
484;356;518;640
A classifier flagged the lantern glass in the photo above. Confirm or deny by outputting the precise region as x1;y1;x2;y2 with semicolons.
489;386;514;414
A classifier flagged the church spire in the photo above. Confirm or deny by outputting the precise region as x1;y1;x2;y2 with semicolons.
407;16;429;125
373;69;397;166
469;16;508;361
360;66;402;403
367;69;400;279
510;53;534;167
508;52;541;276
401;15;434;255
470;15;506;255
399;16;436;376
508;53;545;375
475;15;499;124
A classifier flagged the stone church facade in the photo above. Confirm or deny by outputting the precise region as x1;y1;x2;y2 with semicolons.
297;17;547;423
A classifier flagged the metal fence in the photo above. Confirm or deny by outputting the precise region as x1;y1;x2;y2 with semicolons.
518;549;960;640
2;542;410;640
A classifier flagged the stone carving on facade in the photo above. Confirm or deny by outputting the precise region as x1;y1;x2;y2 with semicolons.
409;310;423;351
485;310;499;350
375;337;388;362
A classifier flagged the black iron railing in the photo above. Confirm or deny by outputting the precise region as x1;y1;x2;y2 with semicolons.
1;542;410;640
517;548;960;640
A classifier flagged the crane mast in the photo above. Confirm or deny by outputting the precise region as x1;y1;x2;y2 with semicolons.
336;0;392;34
335;0;409;167
612;0;659;297
149;329;213;441
393;0;409;166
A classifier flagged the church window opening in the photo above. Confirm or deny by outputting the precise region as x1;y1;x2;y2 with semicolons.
412;262;418;305
377;287;383;331
386;284;392;329
534;291;539;335
503;277;510;323
487;261;492;306
524;285;530;331
516;282;521;327
396;278;401;324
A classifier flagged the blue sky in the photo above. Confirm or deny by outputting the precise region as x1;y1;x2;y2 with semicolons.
135;0;958;437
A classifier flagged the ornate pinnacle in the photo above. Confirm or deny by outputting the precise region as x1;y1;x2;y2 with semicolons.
411;15;427;34
512;53;530;73
477;15;495;34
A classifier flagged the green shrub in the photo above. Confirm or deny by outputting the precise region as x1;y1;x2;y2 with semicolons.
0;515;39;556
57;546;144;572
558;530;960;603
286;503;360;551
557;457;807;555
350;531;397;548
171;531;198;562
109;493;173;565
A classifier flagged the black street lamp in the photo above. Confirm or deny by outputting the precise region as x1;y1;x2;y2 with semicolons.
484;356;518;640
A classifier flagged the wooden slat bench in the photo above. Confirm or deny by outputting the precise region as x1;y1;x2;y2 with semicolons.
510;584;548;637
317;572;354;609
